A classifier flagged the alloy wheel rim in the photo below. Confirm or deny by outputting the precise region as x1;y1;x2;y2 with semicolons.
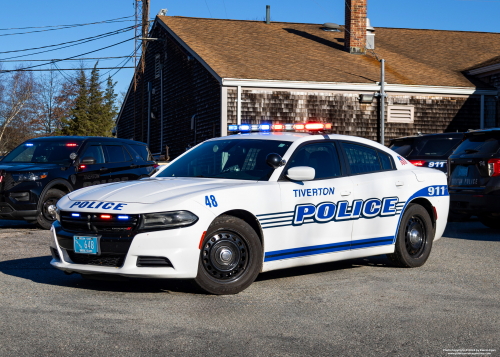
202;232;249;282
43;199;58;221
404;215;427;258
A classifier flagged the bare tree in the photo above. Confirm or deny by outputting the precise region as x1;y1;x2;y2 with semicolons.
0;66;36;152
33;70;62;135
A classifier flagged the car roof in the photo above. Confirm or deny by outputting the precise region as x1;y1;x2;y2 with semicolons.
26;136;147;145
390;132;465;141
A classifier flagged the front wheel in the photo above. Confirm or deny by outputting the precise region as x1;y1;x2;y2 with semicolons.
387;203;434;268
36;188;65;229
194;215;262;295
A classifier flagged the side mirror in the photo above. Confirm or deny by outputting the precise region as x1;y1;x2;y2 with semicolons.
266;153;286;169
81;156;96;165
286;166;315;181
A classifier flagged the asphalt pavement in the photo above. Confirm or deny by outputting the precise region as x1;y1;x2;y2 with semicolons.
0;219;498;356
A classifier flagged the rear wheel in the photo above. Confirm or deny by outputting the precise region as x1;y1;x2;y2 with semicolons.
36;188;65;229
194;215;262;295
478;215;500;229
387;203;434;268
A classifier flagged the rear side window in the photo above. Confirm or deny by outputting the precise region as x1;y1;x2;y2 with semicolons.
288;142;342;180
390;140;413;156
343;143;382;174
104;145;126;163
412;137;462;157
130;144;152;161
453;134;500;156
378;151;393;170
81;145;105;164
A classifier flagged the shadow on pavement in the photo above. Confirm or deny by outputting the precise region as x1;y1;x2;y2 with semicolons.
0;254;394;294
0;219;37;230
444;220;500;242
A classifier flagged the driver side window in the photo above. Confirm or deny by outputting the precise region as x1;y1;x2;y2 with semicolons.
289;142;342;180
81;145;105;164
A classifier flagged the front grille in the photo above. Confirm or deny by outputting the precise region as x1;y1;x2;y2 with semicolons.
50;247;61;261
1;173;21;191
67;251;125;267
60;211;140;235
137;256;173;267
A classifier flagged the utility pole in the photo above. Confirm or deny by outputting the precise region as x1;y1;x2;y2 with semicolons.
141;0;150;74
380;59;386;145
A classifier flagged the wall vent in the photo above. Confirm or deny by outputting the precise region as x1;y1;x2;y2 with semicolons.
387;105;414;123
155;54;161;79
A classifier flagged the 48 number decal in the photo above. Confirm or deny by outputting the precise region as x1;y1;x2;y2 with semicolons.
428;186;447;196
205;195;218;208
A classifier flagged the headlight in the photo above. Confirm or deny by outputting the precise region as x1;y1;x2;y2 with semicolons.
12;172;48;182
139;211;198;231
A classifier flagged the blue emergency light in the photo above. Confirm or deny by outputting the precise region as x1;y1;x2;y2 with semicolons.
228;125;238;131
71;213;80;217
259;124;271;131
117;215;129;220
25;143;34;147
239;124;251;131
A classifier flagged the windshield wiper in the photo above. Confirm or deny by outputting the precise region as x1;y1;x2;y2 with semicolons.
464;149;479;154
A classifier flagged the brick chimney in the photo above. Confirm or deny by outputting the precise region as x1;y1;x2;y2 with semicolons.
345;0;367;54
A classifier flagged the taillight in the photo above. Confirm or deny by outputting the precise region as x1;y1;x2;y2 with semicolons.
0;176;3;183
488;158;500;177
409;160;425;167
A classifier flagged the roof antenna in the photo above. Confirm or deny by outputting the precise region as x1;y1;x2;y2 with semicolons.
266;5;270;24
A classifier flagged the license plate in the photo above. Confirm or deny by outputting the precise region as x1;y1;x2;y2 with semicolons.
457;166;469;177
74;236;99;255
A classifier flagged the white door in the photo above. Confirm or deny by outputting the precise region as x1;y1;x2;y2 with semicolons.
339;141;413;249
263;141;354;264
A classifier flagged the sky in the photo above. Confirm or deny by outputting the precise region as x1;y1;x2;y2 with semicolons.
1;0;499;96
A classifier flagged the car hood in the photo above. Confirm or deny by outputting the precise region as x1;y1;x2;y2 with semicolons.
67;177;252;204
0;163;61;172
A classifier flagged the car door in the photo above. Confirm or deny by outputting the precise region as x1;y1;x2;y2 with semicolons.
102;144;138;183
339;141;413;249
271;141;354;262
75;143;108;189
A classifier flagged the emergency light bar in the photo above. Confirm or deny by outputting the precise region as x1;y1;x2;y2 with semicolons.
228;122;332;133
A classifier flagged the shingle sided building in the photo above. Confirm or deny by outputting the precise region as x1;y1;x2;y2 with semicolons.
116;2;500;159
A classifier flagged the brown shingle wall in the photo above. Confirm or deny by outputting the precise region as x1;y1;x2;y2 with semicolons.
227;89;482;144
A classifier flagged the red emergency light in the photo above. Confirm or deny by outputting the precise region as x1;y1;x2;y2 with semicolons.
100;214;111;219
272;124;284;131
409;160;425;167
293;124;305;130
304;123;325;131
66;143;78;147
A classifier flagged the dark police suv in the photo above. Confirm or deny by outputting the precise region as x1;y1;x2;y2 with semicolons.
448;129;500;228
389;132;465;174
0;136;156;229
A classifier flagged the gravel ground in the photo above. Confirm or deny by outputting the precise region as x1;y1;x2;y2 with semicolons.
0;219;498;357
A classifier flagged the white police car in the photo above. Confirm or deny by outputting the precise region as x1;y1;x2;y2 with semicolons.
50;129;449;294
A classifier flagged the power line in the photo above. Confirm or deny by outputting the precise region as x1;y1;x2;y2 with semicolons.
12;67;135;71
0;25;135;55
0;15;134;31
0;56;132;62
222;0;228;18
0;16;136;36
204;0;213;18
1;37;135;73
0;28;134;61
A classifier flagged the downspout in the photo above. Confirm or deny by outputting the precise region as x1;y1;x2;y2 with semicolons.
160;65;164;154
147;82;152;147
237;85;242;125
480;94;485;129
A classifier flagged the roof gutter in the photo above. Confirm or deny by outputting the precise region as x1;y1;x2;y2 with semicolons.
221;78;497;96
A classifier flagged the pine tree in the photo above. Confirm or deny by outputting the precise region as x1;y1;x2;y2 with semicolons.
60;69;89;135
102;75;118;136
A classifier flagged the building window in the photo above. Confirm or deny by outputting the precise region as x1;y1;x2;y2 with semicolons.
387;105;414;123
155;54;161;79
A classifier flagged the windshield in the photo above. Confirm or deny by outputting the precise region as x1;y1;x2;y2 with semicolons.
158;139;292;181
2;141;81;165
453;133;500;156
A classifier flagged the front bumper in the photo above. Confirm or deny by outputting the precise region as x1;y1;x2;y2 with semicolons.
449;192;500;215
50;222;204;279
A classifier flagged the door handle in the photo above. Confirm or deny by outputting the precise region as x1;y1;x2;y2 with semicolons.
100;167;108;171
130;164;138;168
340;190;351;196
396;181;404;187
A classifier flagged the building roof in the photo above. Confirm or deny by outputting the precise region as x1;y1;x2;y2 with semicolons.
157;16;500;89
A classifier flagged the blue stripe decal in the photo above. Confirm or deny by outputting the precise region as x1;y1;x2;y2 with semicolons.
264;236;394;262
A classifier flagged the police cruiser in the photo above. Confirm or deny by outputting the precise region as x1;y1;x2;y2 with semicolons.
51;124;449;294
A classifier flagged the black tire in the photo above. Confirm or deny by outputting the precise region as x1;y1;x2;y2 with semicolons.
387;203;434;268
478;215;500;229
36;188;66;229
194;215;262;295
